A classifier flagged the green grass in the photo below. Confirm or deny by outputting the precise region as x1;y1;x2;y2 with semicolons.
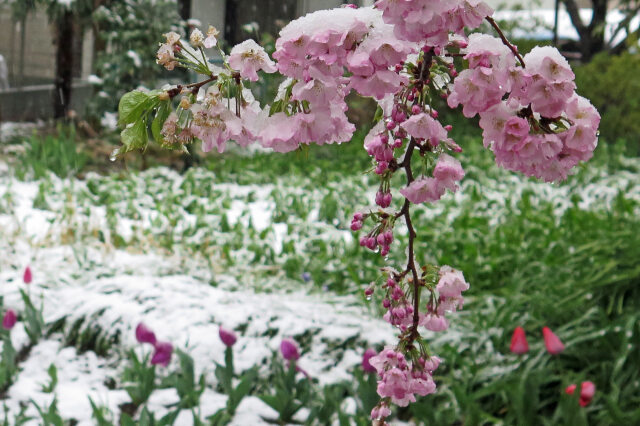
4;126;640;424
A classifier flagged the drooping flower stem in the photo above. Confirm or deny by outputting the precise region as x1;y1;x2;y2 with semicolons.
398;137;422;343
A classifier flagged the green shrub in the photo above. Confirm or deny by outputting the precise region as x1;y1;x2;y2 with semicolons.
574;52;640;152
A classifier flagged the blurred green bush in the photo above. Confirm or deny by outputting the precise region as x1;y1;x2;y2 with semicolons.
574;52;640;153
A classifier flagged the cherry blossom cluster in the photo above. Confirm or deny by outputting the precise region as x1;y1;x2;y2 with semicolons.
368;347;440;416
448;34;601;182
116;0;603;422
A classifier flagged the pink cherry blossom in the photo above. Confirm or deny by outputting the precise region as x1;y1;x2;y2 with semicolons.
400;177;445;204
229;40;277;82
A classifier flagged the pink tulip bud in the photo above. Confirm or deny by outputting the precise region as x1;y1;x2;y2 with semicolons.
362;348;377;373
135;323;157;345
509;326;529;354
23;266;32;284
150;341;173;367
280;338;300;361
219;326;237;347
542;326;565;355
2;310;17;330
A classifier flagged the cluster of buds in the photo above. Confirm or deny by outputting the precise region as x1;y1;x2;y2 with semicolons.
356;212;395;257
135;323;174;367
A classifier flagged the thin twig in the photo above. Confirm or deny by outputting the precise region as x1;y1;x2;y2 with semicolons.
486;16;526;67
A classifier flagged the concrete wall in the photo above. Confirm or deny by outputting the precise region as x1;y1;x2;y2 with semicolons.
0;6;56;85
0;82;92;122
191;0;226;33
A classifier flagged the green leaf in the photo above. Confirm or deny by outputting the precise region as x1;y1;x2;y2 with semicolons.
118;91;152;127
121;120;149;153
152;101;171;143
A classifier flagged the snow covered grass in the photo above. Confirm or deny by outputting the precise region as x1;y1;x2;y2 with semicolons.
0;137;639;424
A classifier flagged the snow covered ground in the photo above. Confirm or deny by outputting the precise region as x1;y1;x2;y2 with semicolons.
0;151;638;424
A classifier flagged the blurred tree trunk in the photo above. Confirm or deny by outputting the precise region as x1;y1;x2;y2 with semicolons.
178;0;191;20
53;9;74;119
561;0;610;61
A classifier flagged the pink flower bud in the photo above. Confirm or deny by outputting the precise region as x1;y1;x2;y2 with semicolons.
382;298;391;308
393;138;403;148
280;338;300;361
407;93;415;101
386;278;396;287
362;348;377;373
430;109;439;119
386;121;396;131
392;286;404;300
219;326;237;347
150;341;173;367
565;384;577;395
2;309;17;330
542;326;565;355
365;237;377;250
351;220;363;231
382;230;393;245
135;323;157;345
377;233;387;246
509;326;529;354
411;105;421;115
353;212;364;221
359;236;367;247
380;245;390;256
444;125;453;131
383;193;392;207
375;161;388;175
23;266;32;284
364;285;374;297
379;134;389;144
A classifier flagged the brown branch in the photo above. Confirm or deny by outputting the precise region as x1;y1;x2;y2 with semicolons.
485;16;526;68
167;74;217;98
397;138;422;343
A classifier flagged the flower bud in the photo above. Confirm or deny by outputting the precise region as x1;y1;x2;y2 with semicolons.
179;97;191;110
351;220;363;231
2;309;17;330
23;266;32;284
280;338;300;361
219;326;237;347
135;322;157;345
411;105;421;115
150;341;173;367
